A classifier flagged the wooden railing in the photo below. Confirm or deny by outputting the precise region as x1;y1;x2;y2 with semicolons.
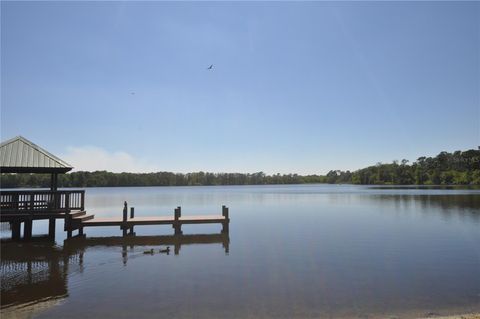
0;190;85;214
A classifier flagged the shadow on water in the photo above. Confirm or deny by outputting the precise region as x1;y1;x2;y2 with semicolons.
1;232;229;315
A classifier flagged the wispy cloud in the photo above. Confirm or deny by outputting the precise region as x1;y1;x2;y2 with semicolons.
61;146;160;173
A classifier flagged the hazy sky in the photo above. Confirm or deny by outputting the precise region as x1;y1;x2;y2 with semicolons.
1;1;479;174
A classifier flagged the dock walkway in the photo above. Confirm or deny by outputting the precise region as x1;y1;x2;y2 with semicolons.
67;204;230;238
82;215;226;226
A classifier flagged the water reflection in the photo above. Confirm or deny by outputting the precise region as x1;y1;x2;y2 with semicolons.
367;194;480;222
64;233;230;261
1;232;229;315
1;239;70;318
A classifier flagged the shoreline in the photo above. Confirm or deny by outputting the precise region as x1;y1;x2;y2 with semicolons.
417;315;480;319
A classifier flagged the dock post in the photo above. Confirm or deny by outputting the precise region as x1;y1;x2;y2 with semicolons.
222;206;229;234
65;213;72;238
11;221;21;240
122;201;128;237
48;218;56;239
173;206;182;235
24;219;33;240
129;207;135;235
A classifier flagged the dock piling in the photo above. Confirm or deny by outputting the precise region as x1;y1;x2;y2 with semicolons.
222;206;229;234
11;221;21;240
24;219;33;239
129;207;135;235
48;218;56;238
122;201;128;236
65;213;73;238
173;206;182;235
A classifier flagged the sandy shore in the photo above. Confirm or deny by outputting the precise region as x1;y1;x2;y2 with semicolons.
417;314;480;319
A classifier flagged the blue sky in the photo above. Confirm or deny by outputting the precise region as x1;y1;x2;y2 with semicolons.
1;1;479;174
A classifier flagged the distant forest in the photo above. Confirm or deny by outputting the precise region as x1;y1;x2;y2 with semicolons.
1;149;479;188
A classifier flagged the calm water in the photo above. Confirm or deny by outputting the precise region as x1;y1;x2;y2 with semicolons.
1;185;480;319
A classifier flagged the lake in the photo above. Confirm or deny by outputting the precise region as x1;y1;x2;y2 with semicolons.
1;184;479;318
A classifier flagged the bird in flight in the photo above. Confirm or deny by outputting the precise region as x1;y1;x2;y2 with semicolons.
207;64;213;70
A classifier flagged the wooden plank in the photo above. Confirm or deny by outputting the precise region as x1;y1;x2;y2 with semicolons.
80;215;226;227
180;215;225;221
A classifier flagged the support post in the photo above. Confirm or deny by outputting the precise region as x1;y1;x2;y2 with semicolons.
129;207;135;235
222;205;229;234
173;206;182;235
80;191;85;211
14;193;19;212
50;174;59;210
11;221;21;240
65;213;72;238
78;227;84;236
29;194;35;211
122;201;128;236
48;218;56;239
24;219;33;240
50;173;58;191
65;194;70;211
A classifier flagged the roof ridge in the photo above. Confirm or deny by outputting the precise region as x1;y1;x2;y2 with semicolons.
17;136;72;168
0;136;72;169
0;135;23;148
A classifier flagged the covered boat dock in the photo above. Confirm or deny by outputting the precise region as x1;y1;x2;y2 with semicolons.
0;136;85;239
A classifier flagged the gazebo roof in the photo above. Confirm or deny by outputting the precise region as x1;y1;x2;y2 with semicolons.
0;136;73;174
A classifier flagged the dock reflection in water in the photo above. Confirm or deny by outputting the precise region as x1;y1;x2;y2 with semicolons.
1;232;230;317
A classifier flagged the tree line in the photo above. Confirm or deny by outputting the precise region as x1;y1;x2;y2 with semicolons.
1;149;479;188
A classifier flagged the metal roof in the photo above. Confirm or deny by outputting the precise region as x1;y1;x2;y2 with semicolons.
0;136;73;173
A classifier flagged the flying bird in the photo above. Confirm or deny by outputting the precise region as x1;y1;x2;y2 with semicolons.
207;64;213;70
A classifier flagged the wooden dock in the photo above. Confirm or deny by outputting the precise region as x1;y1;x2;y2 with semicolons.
66;203;230;238
81;215;226;227
0;188;230;240
0;138;230;241
0;190;85;240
